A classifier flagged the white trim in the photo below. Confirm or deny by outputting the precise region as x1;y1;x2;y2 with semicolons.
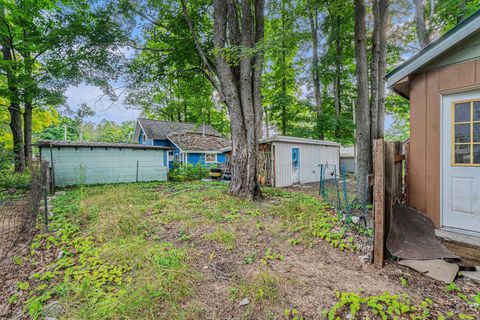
183;150;222;154
387;12;480;87
141;133;147;145
165;135;184;153
204;153;218;163
133;120;148;144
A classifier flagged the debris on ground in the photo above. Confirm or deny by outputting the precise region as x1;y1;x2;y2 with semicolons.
398;259;459;283
387;203;458;260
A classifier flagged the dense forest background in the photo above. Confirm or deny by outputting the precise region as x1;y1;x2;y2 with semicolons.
1;0;479;169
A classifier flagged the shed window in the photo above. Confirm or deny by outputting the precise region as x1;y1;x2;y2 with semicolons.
142;133;147;144
452;100;480;165
205;153;217;163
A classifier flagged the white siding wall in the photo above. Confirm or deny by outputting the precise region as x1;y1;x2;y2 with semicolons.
273;142;340;187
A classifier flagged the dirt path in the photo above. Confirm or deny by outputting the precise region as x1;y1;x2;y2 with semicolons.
154;200;479;319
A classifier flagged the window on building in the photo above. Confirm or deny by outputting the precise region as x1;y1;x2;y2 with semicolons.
205;153;217;163
452;100;480;165
142;133;147;144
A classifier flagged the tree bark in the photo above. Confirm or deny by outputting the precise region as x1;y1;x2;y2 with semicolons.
370;0;380;140
1;6;25;172
354;0;371;203
23;102;33;162
376;0;389;139
23;44;34;166
308;4;323;139
414;0;430;48
181;0;264;200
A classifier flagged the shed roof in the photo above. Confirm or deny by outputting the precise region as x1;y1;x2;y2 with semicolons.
220;135;340;153
386;9;480;90
167;132;230;152
36;140;172;150
137;118;222;140
260;135;341;147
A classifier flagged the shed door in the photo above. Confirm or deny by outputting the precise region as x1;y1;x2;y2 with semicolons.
441;90;480;233
292;147;300;184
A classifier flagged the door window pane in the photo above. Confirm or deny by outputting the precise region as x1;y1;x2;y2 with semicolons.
474;145;480;164
455;102;471;122
474;101;480;121
474;123;480;142
455;123;471;143
455;144;471;164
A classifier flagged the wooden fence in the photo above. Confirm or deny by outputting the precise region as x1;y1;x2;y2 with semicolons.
373;139;407;267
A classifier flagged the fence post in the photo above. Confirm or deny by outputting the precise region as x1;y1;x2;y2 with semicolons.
136;160;139;182
373;139;385;267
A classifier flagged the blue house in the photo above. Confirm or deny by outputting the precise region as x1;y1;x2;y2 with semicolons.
132;118;230;168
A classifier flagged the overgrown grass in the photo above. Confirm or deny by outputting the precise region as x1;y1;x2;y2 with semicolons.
10;181;369;319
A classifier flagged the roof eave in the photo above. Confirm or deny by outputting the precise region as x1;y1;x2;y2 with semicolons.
386;10;480;87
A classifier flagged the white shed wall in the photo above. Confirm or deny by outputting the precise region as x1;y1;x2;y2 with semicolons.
273;142;340;187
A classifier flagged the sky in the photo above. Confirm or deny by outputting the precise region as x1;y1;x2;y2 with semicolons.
64;83;140;124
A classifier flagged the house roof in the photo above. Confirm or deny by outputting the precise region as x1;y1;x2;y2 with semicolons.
167;132;230;152
386;9;480;90
36;140;173;150
137;118;222;140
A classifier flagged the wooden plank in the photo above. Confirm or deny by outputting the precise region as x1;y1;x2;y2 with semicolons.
438;60;476;91
373;139;385;267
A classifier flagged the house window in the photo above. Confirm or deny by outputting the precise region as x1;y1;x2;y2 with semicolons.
174;153;179;162
142;133;147;144
452;100;480;165
205;153;217;163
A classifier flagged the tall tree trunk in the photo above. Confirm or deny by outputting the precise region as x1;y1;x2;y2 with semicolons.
354;0;371;203
370;0;380;140
182;0;264;200
334;15;342;138
308;5;323;139
22;31;34;166
1;6;25;172
414;0;430;48
376;0;389;138
23;102;33;164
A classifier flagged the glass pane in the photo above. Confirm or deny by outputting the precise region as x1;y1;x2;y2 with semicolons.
474;145;480;164
474;123;480;142
455;144;471;164
455;123;471;143
474;101;480;121
454;102;471;122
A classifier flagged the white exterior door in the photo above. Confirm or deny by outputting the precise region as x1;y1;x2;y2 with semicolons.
441;90;480;233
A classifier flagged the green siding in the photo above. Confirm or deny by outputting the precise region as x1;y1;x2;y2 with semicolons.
41;147;168;186
420;30;480;72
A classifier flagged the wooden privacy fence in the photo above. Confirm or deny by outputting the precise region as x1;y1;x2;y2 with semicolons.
373;139;407;267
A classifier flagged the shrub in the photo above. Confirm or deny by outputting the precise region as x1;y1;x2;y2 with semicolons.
168;162;217;182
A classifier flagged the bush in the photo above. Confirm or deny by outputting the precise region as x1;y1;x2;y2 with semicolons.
168;162;217;182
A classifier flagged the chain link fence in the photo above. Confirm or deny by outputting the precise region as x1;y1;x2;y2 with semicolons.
0;161;49;265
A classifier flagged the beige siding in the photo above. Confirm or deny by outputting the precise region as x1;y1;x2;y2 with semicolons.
273;142;340;187
408;58;480;227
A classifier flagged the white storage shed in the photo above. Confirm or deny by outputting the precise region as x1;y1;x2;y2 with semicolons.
257;136;340;188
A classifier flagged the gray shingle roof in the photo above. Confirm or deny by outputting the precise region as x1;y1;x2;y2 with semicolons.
167;132;230;152
138;118;222;140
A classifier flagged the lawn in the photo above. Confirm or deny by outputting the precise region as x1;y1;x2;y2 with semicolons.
5;182;480;319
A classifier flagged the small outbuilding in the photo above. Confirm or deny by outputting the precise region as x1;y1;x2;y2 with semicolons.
38;140;171;187
386;10;480;242
224;135;340;188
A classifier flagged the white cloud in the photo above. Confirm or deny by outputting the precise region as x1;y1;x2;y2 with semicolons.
64;83;140;124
